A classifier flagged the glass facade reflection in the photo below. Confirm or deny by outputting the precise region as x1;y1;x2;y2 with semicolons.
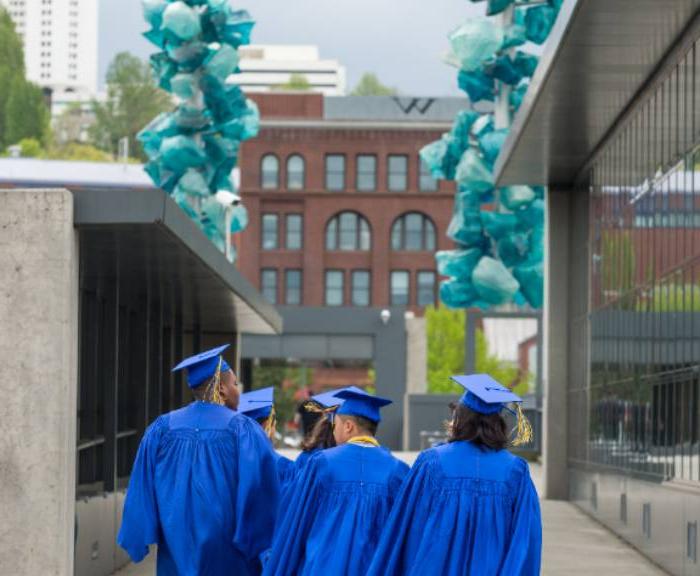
575;40;700;484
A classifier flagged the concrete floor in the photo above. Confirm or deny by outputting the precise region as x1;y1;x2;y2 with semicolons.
114;460;668;576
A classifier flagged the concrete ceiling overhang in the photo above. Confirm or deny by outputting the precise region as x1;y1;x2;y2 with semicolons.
494;0;700;188
73;187;282;335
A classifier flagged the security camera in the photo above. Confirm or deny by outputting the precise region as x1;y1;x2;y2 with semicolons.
215;190;242;206
380;309;391;325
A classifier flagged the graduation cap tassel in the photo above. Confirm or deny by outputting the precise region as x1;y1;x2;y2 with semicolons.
511;403;533;447
209;357;225;406
264;405;277;439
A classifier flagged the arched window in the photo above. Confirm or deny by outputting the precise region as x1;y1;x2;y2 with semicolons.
391;212;436;251
260;154;279;189
325;212;371;251
286;154;305;190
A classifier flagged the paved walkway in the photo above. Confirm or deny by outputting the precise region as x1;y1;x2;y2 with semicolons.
114;460;667;576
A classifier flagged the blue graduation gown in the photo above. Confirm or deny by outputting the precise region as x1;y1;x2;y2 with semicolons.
117;401;280;576
275;453;295;489
263;443;409;576
366;440;542;576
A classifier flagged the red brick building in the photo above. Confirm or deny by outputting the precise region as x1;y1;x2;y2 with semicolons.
235;92;466;313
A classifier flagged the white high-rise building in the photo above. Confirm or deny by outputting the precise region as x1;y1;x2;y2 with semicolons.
233;45;346;96
1;0;98;115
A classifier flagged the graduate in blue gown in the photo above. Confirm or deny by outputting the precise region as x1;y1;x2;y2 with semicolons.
238;387;295;488
263;388;410;576
367;374;542;576
117;345;280;576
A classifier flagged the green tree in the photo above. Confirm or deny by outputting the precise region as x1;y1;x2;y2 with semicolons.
351;73;398;96
45;142;114;163
17;137;43;157
275;73;312;91
90;52;172;161
4;75;50;146
426;306;523;394
0;8;50;148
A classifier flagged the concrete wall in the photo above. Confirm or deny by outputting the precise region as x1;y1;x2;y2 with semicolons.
0;189;79;575
405;315;427;394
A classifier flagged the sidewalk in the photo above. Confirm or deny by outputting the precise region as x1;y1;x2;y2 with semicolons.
114;460;667;576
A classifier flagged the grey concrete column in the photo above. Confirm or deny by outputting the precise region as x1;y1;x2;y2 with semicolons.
543;189;570;500
0;189;79;575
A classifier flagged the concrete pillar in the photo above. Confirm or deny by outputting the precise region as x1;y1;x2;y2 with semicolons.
405;314;427;394
0;189;79;575
543;189;570;500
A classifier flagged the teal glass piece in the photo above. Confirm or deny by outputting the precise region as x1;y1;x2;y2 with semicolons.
497;233;529;267
486;0;514;16
492;54;523;86
514;51;539;79
501;185;536;211
458;69;495;102
440;278;479;309
160;135;207;172
516;198;545;228
533;186;545;199
201;196;225;232
472;256;520;305
420;139;448;180
524;5;557;45
448;18;503;71
503;23;527;49
456;149;494;193
149;52;178;90
436;248;483;279
221;10;255;48
242;99;260;139
162;1;202;41
166;41;209;68
173;105;210;132
142;0;168;28
471;114;493;138
204;44;240;81
229;204;249;233
447;192;484;247
509;82;528;112
478;128;508;166
138;112;178;157
144;160;179;193
172;188;199;219
481;212;518;240
201;79;247;123
170;73;197;100
203;133;240;169
513;263;543;308
143;28;166;49
548;0;563;11
176;169;210;197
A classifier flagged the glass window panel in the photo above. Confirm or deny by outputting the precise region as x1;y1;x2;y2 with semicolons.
326;218;337;250
261;155;279;189
359;218;371;250
405;213;424;250
286;155;305;190
339;213;358;250
351;270;371;306
325;270;344;306
391;218;403;250
417;271;436;307
390;270;410;306
325;154;345;191
419;155;438;191
391;213;435;251
356;155;377;191
388;155;408;191
261;269;277;304
261;213;278;250
285;269;302;305
285;214;303;250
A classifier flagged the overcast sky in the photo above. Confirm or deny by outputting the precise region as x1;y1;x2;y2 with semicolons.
99;0;481;96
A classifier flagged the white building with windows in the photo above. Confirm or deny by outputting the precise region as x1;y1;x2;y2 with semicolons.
233;45;346;95
1;0;98;116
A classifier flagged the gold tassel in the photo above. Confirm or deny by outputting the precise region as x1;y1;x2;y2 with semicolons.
303;402;339;417
264;404;277;439
210;357;225;406
511;404;533;447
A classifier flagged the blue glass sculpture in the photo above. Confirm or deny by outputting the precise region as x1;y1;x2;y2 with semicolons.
139;0;258;262
425;0;561;310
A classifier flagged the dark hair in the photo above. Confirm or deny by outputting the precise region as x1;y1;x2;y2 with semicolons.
301;415;336;452
448;402;508;451
298;401;324;438
344;414;378;437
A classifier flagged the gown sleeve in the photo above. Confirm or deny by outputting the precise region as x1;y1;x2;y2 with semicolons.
262;453;324;576
498;458;543;575
117;416;166;563
231;415;281;560
276;453;296;489
366;451;436;576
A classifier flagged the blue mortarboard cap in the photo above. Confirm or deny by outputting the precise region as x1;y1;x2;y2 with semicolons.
172;344;231;389
311;386;365;409
238;386;274;420
450;374;522;415
335;388;392;423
